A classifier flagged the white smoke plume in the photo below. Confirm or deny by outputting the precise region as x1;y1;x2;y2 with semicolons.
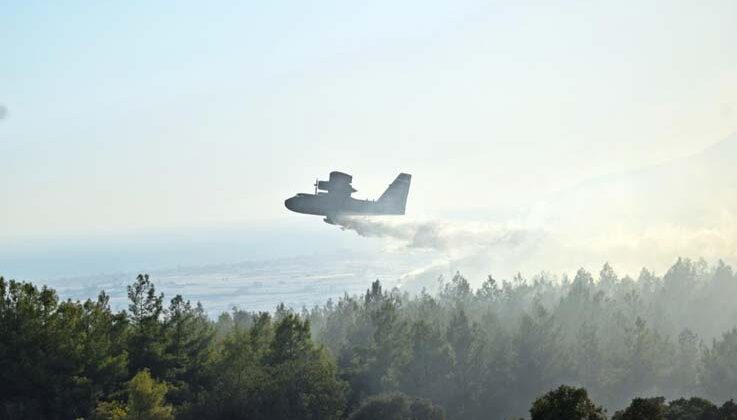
334;210;737;288
335;216;545;255
334;132;737;286
334;215;550;285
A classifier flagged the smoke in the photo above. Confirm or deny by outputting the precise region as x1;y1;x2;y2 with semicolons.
582;212;737;270
337;216;545;257
335;135;737;286
335;216;544;254
334;210;737;288
334;215;549;284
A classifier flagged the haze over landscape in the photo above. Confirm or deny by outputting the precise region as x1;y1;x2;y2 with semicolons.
3;132;737;312
3;1;737;312
4;2;737;420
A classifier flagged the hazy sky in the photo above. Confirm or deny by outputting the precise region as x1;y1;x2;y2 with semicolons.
2;0;737;239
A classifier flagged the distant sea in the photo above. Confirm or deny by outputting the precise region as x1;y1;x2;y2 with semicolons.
0;222;438;316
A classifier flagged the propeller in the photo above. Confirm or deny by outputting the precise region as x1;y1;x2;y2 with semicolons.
314;178;318;195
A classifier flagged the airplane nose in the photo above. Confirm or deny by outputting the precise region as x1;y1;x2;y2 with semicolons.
284;197;295;211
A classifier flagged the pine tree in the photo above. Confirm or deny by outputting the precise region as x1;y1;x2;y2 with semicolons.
125;369;173;420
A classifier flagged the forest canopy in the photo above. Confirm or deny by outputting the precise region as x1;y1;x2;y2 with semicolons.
2;257;737;419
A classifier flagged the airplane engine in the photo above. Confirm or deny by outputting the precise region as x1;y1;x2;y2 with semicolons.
317;180;332;191
317;172;356;193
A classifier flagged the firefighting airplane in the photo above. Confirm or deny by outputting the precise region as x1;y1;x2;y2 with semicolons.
284;171;411;224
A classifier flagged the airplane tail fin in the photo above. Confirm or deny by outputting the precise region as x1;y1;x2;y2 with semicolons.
377;173;411;214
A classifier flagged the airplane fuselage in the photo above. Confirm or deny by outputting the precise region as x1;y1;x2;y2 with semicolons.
285;193;400;218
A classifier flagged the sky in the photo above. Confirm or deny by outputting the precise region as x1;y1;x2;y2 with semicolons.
2;1;737;246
